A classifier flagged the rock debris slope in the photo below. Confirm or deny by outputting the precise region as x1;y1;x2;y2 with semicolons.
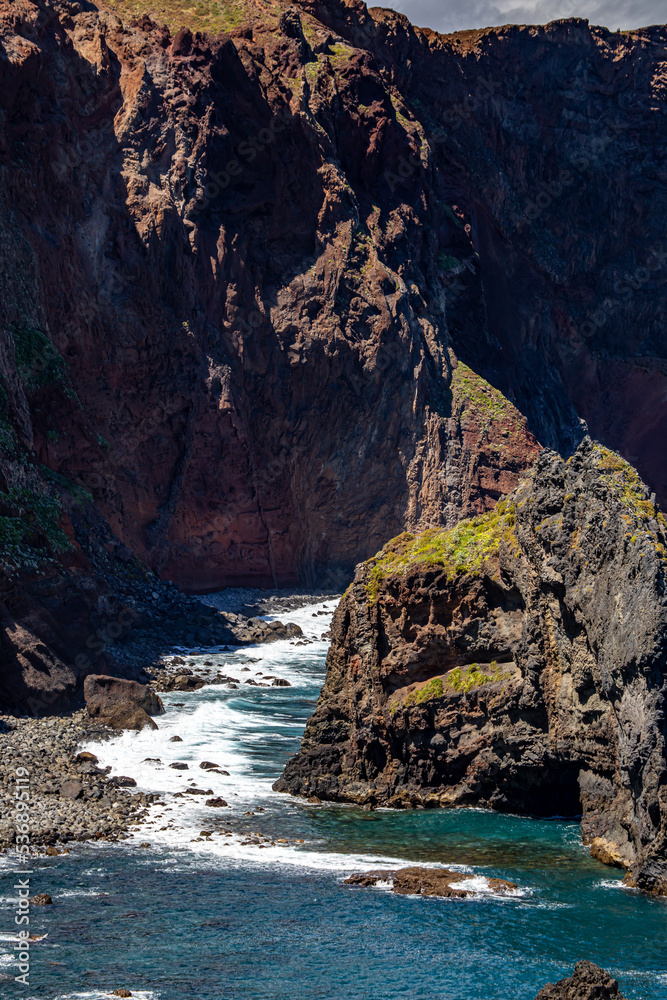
276;439;667;893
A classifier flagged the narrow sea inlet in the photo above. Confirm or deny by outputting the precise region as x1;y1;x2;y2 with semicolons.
1;597;665;1000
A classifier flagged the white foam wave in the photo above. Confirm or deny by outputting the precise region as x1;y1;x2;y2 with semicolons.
49;993;158;1000
78;596;524;892
596;879;628;890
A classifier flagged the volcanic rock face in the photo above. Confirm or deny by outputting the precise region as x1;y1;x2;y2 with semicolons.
275;440;667;886
0;0;541;596
1;0;665;599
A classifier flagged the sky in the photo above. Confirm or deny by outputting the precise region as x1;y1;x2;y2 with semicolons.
388;0;666;33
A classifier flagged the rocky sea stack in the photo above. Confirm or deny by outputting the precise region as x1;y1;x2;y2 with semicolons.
275;439;667;893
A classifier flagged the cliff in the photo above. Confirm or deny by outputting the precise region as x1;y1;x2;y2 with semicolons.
275;439;667;892
2;0;666;715
1;0;666;596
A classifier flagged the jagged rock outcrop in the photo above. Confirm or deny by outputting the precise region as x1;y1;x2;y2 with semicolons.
535;962;626;1000
343;866;518;897
275;439;667;890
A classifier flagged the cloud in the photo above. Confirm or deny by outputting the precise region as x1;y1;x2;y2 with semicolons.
388;0;666;33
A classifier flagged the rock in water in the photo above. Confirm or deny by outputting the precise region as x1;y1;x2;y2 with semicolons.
30;893;53;905
344;867;517;898
275;440;667;891
535;961;626;999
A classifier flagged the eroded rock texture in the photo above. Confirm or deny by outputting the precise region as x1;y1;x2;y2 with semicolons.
275;439;667;889
1;0;666;598
535;961;626;1000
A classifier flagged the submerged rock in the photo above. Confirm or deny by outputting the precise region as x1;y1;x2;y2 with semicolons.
276;441;667;892
344;867;517;898
535;961;626;999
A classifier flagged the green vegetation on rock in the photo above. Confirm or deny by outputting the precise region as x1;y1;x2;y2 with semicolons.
400;661;505;708
450;361;517;421
105;0;259;37
438;253;460;272
0;484;72;577
449;661;504;693
366;500;519;601
11;324;75;399
595;444;667;530
404;676;443;706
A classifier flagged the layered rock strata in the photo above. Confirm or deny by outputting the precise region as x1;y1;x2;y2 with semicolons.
275;439;667;890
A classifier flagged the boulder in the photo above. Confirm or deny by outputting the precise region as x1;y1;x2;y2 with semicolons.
205;797;228;807
535;961;626;999
60;780;83;800
84;675;165;720
30;893;53;905
102;705;158;731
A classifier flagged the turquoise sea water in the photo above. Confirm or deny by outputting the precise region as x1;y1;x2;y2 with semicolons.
1;599;665;1000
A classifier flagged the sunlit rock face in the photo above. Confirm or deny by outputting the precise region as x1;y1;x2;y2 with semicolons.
276;440;667;892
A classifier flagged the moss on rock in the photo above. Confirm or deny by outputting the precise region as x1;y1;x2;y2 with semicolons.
366;500;519;601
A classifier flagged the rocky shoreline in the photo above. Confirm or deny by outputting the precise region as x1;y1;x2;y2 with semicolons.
0;711;158;849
